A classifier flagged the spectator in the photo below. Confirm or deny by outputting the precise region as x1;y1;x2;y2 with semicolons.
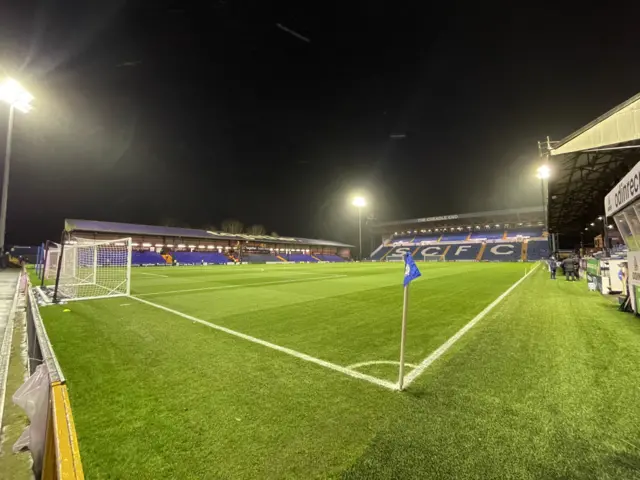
549;256;557;279
562;256;576;281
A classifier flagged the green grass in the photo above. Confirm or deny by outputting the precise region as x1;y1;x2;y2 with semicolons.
37;262;640;478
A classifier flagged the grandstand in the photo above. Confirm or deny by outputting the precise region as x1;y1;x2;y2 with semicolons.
61;219;353;265
370;207;548;262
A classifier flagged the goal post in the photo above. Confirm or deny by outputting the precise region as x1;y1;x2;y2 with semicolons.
420;253;446;262
43;241;61;283
53;237;132;302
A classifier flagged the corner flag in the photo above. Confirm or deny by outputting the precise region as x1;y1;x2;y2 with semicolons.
403;252;421;287
398;252;421;391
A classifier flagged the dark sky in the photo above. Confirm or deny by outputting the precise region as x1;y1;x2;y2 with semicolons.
1;1;640;247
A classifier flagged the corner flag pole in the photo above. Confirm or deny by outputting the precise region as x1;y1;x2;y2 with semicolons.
398;284;409;390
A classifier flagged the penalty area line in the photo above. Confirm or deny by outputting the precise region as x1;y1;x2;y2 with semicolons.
138;272;169;278
134;274;347;297
402;263;540;389
130;295;397;391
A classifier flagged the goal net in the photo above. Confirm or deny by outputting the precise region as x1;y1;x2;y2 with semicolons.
421;254;446;262
44;243;60;280
55;237;132;301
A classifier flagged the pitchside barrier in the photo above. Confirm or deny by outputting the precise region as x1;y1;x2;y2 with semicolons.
22;272;84;479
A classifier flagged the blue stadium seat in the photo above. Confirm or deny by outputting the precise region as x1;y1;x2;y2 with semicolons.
132;251;166;265
286;254;317;263
173;252;229;264
526;240;549;261
439;233;468;242
470;231;503;240
412;235;440;243
506;227;544;238
318;254;346;262
481;243;522;261
370;246;393;260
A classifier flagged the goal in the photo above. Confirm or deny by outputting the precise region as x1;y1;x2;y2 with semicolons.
43;242;60;280
54;237;132;302
420;254;446;262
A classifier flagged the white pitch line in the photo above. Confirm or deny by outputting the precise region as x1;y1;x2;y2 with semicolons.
401;263;540;389
134;275;347;297
130;295;397;391
139;272;169;278
347;360;419;370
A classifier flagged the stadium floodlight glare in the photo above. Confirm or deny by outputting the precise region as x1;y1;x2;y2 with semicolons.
352;196;366;208
597;216;603;221
142;242;152;247
590;222;595;226
178;244;186;248
0;78;33;256
536;165;551;179
608;224;613;229
166;244;174;248
155;243;163;247
0;78;33;113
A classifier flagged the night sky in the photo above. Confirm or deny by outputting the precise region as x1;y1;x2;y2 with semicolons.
1;1;640;248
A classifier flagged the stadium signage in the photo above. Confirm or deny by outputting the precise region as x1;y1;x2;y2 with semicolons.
605;160;640;216
207;231;298;242
629;252;640;284
415;215;459;223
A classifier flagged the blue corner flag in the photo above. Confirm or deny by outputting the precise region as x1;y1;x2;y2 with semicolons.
403;252;422;287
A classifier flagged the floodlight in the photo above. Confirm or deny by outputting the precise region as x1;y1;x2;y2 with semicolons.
590;223;595;226
537;165;551;179
352;196;366;208
0;78;33;113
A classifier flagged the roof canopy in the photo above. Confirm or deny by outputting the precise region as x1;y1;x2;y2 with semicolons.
545;92;640;235
551;93;640;156
373;207;544;231
65;219;353;248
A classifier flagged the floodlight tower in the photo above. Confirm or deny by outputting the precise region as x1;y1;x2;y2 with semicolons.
536;164;550;236
352;196;366;260
0;78;33;255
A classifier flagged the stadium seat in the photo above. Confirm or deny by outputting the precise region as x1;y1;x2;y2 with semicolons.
318;254;346;262
132;251;167;265
506;227;544;238
481;243;523;261
285;254;317;263
525;240;550;261
470;231;503;240
439;233;468;242
173;252;229;264
370;246;393;260
443;243;482;261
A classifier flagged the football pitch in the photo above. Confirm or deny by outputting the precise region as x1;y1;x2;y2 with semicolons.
37;262;640;479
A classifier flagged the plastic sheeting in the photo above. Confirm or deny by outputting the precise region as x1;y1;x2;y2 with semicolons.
13;363;50;475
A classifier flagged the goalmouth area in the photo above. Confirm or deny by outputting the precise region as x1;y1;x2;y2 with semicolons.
28;262;640;479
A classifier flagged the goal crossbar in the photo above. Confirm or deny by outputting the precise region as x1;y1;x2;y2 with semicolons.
54;236;132;302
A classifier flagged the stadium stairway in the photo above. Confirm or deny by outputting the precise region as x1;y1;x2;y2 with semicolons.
476;243;486;261
277;255;288;262
521;242;527;261
311;254;322;262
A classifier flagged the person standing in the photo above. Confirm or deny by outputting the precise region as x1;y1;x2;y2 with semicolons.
563;256;575;281
549;256;557;279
